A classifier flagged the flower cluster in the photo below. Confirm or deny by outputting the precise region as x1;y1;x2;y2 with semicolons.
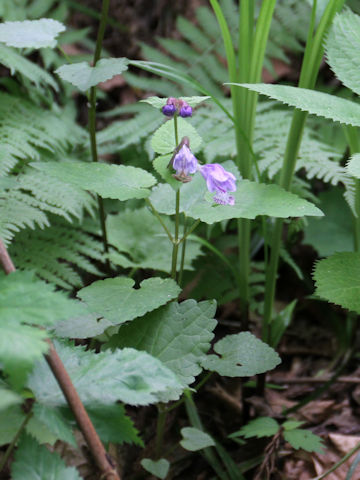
162;97;192;118
170;136;236;206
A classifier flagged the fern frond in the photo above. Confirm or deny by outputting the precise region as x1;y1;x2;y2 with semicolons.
9;219;105;290
0;91;86;175
0;44;58;90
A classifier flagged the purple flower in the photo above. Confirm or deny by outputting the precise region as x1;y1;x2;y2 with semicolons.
200;163;236;206
171;140;198;183
179;103;192;118
162;97;177;117
162;104;176;116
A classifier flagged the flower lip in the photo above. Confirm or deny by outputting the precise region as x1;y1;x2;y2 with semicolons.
200;163;237;205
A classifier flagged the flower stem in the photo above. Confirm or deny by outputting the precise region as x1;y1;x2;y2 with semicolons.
178;215;187;286
171;115;180;280
88;0;110;265
171;189;180;280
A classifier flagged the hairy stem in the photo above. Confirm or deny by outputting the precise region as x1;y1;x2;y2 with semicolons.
88;0;110;264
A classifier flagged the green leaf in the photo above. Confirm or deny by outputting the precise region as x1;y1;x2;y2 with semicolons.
313;252;360;314
32;404;76;447
12;434;82;480
270;300;297;348
0;19;65;48
26;415;58;446
0;271;84;386
347;153;360;179
141;458;170;479
151;117;202;154
326;10;360;96
229;417;279;440
180;427;215;451
283;420;304;431
0;406;25;446
284;429;324;453
28;342;183;407
107;207;202;272
55;58;129;91
304;189;353;257
77;277;181;326
201;332;281;377
31;160;156;201
87;405;142;446
107;300;217;388
150;170;323;225
54;313;113;339
141;95;210;109
0;387;22;411
234;83;360;128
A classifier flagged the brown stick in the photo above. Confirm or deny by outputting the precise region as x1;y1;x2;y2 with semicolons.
269;376;360;384
0;239;120;480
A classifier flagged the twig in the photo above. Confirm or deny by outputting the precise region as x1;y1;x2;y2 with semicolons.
45;342;119;479
0;240;15;274
269;376;360;384
0;239;120;480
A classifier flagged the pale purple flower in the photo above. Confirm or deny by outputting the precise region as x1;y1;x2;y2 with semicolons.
200;163;236;206
179;103;192;118
171;140;198;183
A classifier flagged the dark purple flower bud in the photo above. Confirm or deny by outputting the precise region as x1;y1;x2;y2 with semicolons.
179;103;192;118
200;163;236;205
162;97;177;117
172;143;198;183
162;104;176;116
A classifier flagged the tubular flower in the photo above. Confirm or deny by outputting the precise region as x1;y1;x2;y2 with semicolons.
200;163;236;205
170;137;198;183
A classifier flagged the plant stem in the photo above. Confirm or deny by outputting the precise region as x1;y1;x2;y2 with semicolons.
0;239;120;480
0;410;33;473
178;215;187;286
178;219;200;244
155;405;167;459
171;115;180;280
262;0;345;345
184;390;230;480
146;198;174;242
344;125;360;253
171;190;180;280
88;0;110;264
311;441;360;480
